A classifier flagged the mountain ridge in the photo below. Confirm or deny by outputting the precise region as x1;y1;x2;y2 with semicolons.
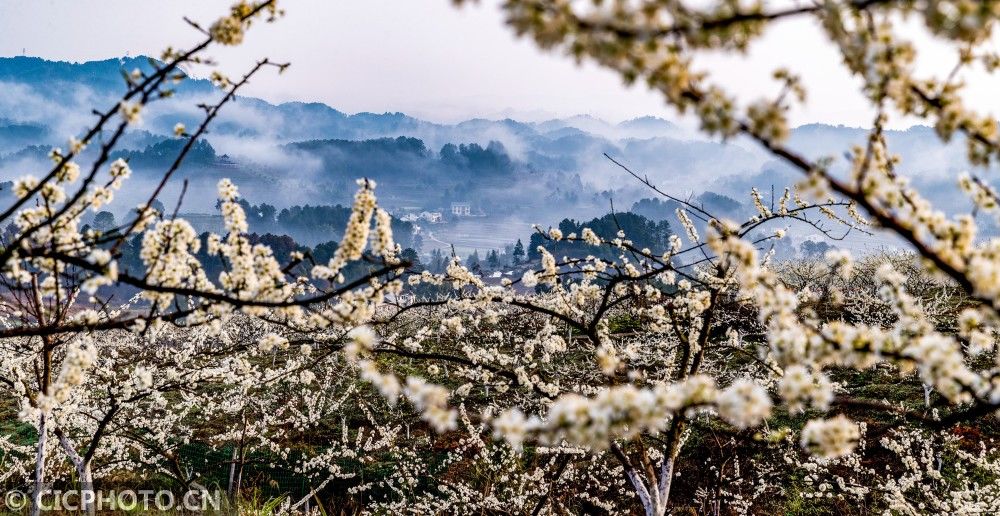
0;55;929;135
0;55;985;238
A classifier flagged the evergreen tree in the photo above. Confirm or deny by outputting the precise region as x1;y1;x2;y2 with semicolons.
92;211;117;232
512;239;525;265
465;250;481;270
400;248;423;273
429;248;446;273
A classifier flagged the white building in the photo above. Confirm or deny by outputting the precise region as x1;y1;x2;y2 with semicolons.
450;202;472;216
402;211;443;223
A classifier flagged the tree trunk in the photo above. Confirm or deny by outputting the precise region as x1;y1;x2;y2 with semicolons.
32;414;47;516
613;442;672;516
613;441;678;516
57;429;95;516
227;447;237;496
79;463;94;516
234;445;245;498
655;457;675;516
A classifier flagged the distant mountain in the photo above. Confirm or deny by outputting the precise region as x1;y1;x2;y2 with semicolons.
788;123;969;179
536;114;614;135
0;55;216;99
0;55;990;235
0;119;50;153
617;116;680;138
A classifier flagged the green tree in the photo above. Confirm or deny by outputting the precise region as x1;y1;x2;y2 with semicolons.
92;211;116;232
465;250;481;270
512;239;525;265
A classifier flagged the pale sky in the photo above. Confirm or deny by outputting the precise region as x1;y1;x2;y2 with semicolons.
1;1;997;127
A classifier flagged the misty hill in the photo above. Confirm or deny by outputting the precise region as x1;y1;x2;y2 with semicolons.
0;119;50;153
0;55;992;257
0;56;219;98
631;192;747;223
529;212;674;263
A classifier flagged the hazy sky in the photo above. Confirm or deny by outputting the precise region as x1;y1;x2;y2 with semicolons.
1;1;996;127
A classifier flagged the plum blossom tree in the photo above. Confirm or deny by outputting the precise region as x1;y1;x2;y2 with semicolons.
10;0;1000;514
0;2;414;514
373;186;862;514
392;0;1000;512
